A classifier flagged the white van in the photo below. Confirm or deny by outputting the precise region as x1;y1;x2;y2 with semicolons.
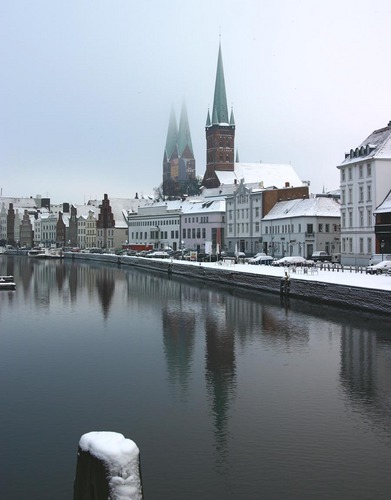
369;253;391;265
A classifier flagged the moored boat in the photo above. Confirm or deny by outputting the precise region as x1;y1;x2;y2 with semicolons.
28;248;64;259
0;276;16;290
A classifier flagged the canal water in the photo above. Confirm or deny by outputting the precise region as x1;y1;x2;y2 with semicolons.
1;256;391;499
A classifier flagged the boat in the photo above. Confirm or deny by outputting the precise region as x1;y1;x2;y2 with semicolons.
0;276;16;290
28;248;64;259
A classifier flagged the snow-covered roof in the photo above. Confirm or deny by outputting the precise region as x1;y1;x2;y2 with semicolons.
181;199;226;214
339;123;391;166
0;196;40;210
374;189;391;214
263;197;340;221
216;162;304;188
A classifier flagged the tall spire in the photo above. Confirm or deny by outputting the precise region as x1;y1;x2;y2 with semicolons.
211;42;229;125
164;105;178;160
177;101;194;157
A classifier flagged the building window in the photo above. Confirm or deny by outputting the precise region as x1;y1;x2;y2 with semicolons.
341;189;345;204
367;184;372;201
325;224;330;232
367;163;371;177
202;228;206;238
359;238;364;253
341;169;345;182
367;237;372;254
318;223;323;232
255;222;259;232
348;167;352;180
348;211;353;228
359;185;364;202
349;238;353;253
367;208;372;226
359;209;363;227
359;165;363;178
348;188;353;203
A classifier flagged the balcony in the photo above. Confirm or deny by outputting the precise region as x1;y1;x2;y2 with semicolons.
305;232;315;238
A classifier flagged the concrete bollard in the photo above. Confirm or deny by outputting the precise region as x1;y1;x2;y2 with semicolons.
73;431;143;500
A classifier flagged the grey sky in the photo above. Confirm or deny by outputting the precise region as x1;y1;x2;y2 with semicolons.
1;0;391;203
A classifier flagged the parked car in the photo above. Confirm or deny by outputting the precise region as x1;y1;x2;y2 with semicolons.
248;255;274;265
146;251;170;259
365;260;391;275
273;256;308;266
311;251;332;262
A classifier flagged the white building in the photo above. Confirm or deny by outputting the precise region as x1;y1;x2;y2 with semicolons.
181;198;226;253
337;121;391;265
261;196;341;259
127;200;182;250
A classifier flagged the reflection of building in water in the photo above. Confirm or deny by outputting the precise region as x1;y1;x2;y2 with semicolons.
340;324;391;438
162;306;196;392
96;268;115;319
204;297;236;459
340;325;377;398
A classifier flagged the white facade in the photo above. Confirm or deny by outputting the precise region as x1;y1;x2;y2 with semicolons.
338;122;391;265
261;197;341;259
181;199;226;252
127;201;181;250
225;181;263;255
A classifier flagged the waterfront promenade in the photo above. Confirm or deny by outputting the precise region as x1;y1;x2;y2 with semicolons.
65;252;391;315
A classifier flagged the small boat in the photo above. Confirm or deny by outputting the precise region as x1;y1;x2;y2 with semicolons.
28;248;64;259
0;276;16;290
28;248;46;257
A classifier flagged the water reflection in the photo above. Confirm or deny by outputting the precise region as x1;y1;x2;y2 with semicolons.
340;324;391;443
2;256;391;499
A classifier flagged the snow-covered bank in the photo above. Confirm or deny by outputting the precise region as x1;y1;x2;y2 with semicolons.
66;253;391;315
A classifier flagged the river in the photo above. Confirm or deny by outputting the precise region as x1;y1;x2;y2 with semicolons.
1;256;391;499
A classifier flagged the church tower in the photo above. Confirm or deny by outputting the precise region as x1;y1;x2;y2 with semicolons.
202;43;235;189
163;102;196;197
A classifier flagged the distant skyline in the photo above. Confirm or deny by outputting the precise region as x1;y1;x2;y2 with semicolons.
2;0;391;203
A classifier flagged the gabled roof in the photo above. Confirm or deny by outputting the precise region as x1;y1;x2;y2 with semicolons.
339;122;391;166
263;197;340;221
374;189;391;214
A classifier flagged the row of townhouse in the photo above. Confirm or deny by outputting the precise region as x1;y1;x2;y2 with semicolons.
0;195;147;250
126;182;341;259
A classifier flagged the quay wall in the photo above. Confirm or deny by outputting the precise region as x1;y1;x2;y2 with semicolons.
65;253;391;315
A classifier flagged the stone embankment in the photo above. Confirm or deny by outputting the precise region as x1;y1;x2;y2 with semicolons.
65;253;391;315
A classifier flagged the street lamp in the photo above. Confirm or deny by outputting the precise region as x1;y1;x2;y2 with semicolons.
381;239;385;261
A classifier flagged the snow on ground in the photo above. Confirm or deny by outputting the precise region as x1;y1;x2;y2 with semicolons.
170;259;391;292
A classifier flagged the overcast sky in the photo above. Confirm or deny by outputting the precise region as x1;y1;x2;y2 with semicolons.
1;0;391;204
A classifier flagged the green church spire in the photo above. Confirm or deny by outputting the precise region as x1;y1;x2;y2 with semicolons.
211;42;229;125
177;101;194;157
164;105;178;160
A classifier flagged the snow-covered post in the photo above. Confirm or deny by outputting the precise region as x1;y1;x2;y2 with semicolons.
73;431;143;500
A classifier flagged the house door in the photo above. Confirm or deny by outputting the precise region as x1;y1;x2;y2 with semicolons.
307;244;313;259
